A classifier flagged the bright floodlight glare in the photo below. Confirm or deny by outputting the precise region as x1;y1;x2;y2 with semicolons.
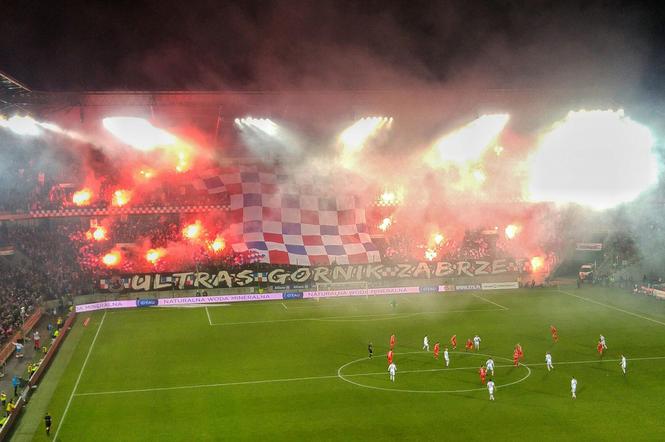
2;115;41;137
236;117;279;136
427;114;510;167
103;117;177;151
527;110;659;209
339;117;391;155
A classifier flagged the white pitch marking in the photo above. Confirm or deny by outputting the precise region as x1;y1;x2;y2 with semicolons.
205;306;213;326
337;350;532;393
210;308;504;326
470;292;509;310
559;289;665;326
281;303;288;310
75;374;342;396
72;354;665;398
314;308;504;322
54;310;107;440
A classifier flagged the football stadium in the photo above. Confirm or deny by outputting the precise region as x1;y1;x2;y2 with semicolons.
1;2;665;441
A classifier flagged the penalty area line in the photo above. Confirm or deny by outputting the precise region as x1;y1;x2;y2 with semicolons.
205;306;213;326
470;293;509;310
559;289;665;327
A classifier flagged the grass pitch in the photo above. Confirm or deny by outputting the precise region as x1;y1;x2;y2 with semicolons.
19;287;665;441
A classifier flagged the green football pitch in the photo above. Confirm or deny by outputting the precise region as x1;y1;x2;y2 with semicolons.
16;287;665;441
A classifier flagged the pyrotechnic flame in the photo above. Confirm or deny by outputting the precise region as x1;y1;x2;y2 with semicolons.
531;256;544;272
209;236;226;253
183;221;203;240
433;233;445;245
174;149;191;173
378;217;392;232
425;248;438;261
102;251;121;267
88;226;107;241
380;191;396;205
505;224;519;240
146;248;166;264
138;168;155;179
72;189;93;206
494;145;504;156
112;189;131;207
527;109;658;209
472;169;486;183
377;189;403;206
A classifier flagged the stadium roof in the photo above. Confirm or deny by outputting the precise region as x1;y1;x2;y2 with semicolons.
0;70;31;111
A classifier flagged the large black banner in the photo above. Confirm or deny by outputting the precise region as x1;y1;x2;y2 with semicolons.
98;258;528;293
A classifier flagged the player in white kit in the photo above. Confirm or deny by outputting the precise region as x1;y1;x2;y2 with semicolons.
486;357;495;376
423;335;429;351
443;348;450;367
487;379;495;400
571;377;577;399
545;352;553;371
600;334;607;350
388;362;397;382
473;335;481;351
620;355;626;374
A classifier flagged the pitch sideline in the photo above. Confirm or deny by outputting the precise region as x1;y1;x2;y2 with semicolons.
54;310;108;440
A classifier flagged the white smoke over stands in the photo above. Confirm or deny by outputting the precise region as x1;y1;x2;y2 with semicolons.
527;110;659;209
425;114;510;168
102;117;177;150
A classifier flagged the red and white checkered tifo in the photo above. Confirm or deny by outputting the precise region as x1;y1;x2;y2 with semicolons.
27;205;229;218
195;165;381;266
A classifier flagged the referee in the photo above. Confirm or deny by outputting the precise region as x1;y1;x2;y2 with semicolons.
44;413;52;436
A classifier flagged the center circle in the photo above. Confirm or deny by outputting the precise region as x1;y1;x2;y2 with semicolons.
337;350;531;393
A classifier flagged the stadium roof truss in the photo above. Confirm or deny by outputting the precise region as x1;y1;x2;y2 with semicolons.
0;70;32;112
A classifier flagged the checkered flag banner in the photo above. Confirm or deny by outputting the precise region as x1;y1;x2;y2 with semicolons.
199;165;380;265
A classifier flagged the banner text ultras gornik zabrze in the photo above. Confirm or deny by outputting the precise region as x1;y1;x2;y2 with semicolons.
98;259;528;293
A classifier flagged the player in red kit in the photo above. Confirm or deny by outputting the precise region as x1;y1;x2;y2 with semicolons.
550;325;558;343
479;366;487;384
513;349;520;366
433;342;440;359
451;335;457;350
465;338;473;352
597;341;604;357
516;343;524;360
390;334;396;350
387;350;394;364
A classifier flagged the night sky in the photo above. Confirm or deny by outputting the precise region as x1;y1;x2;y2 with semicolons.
1;0;665;96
